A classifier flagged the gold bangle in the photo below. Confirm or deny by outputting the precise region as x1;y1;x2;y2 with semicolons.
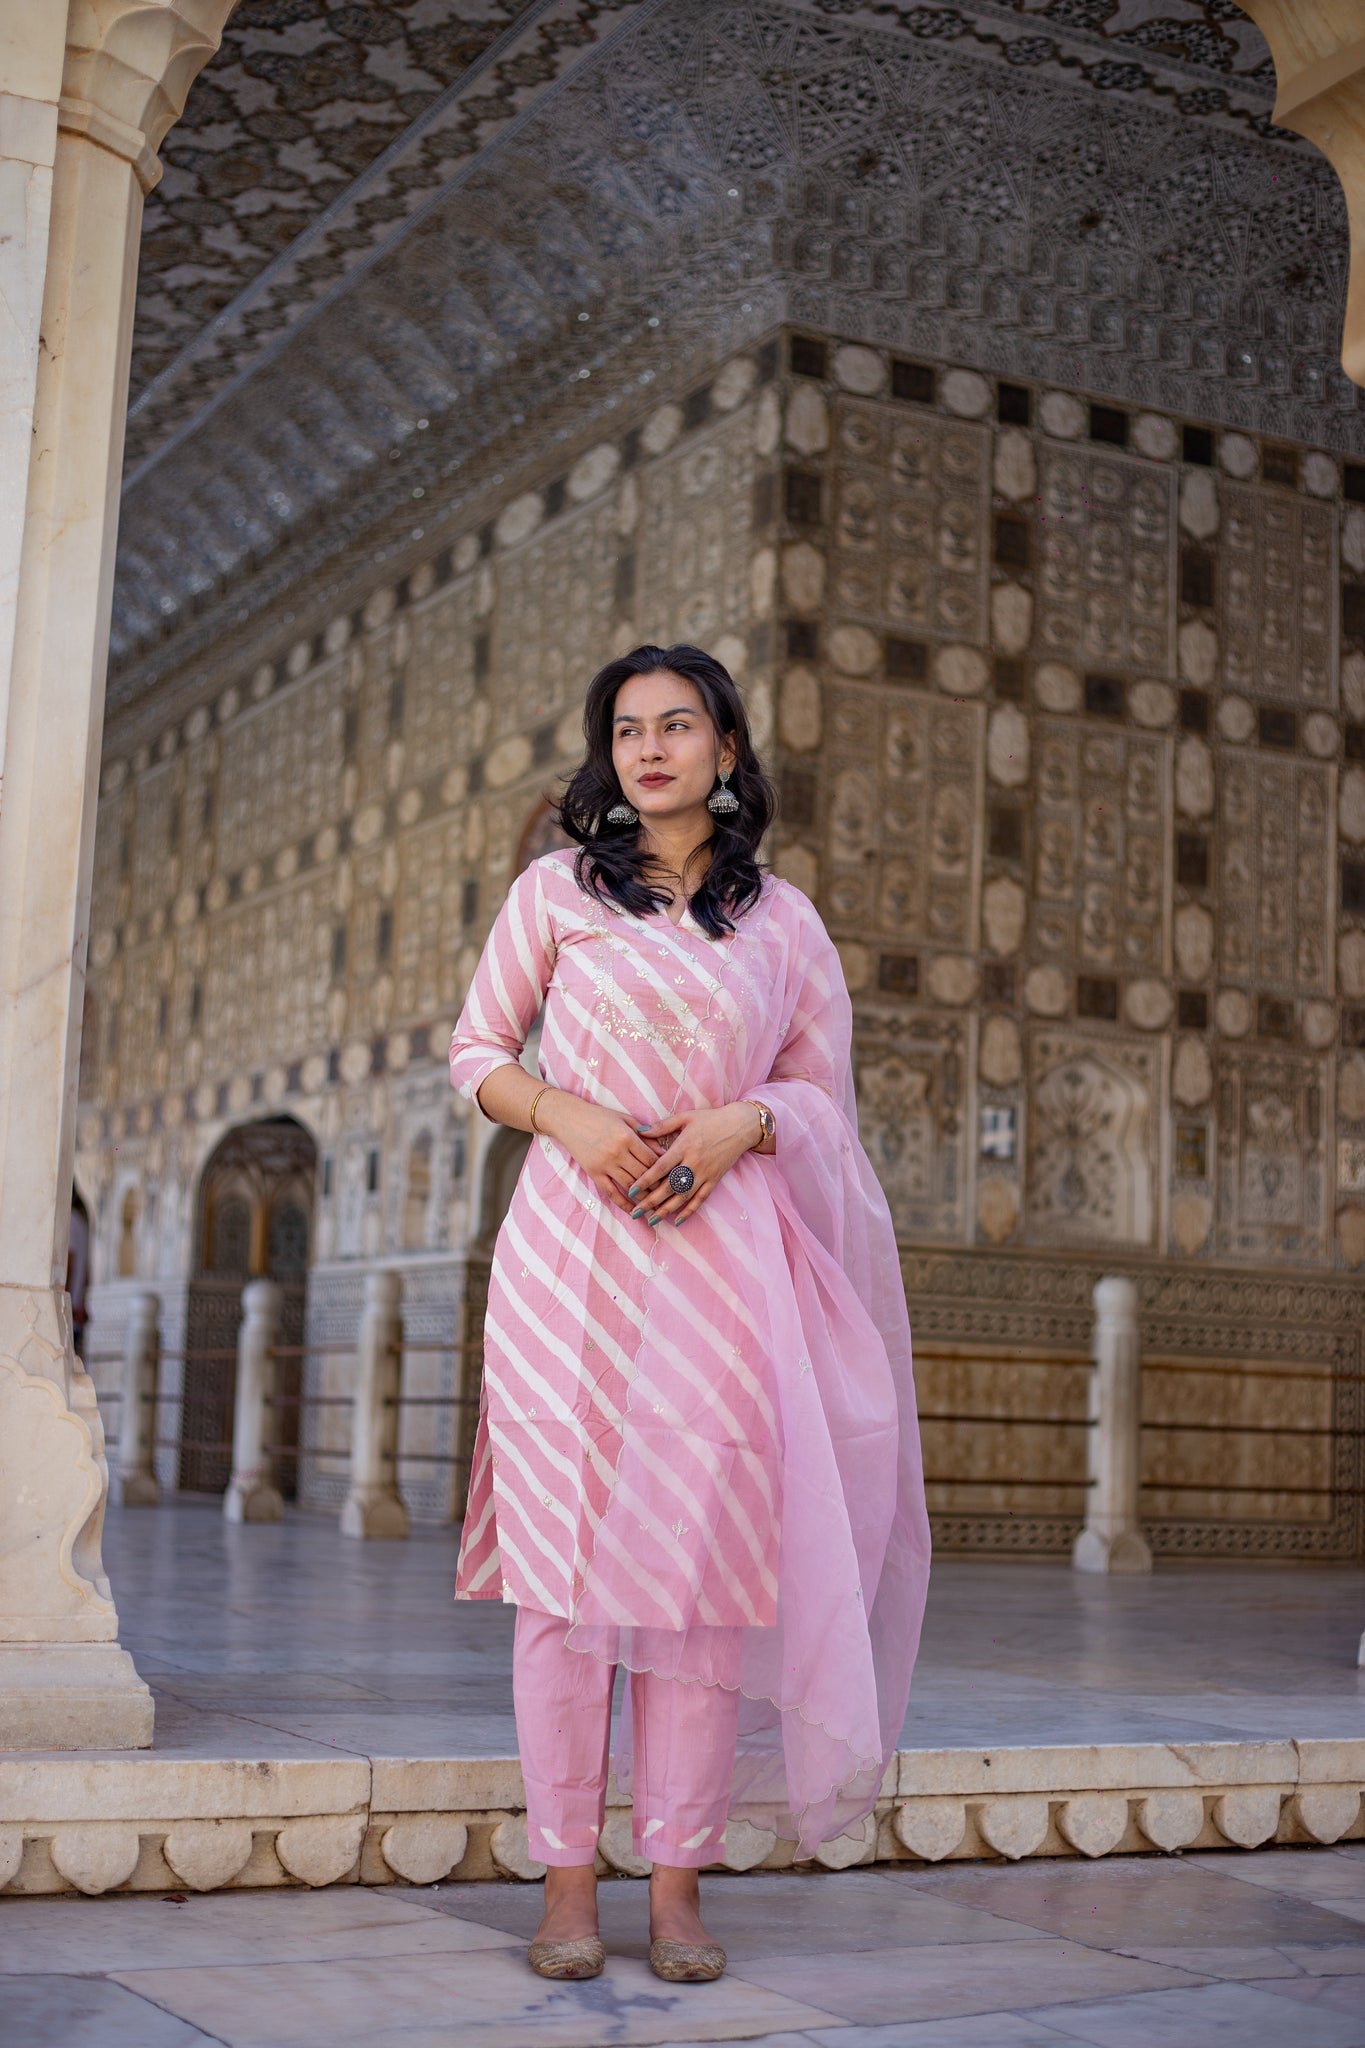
528;1085;552;1135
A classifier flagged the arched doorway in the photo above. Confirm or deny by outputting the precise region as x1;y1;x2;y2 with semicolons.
181;1116;316;1496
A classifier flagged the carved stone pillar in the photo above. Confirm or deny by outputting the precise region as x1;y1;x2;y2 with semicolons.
340;1270;409;1540
1234;3;1365;385
224;1280;285;1525
113;1292;161;1507
0;1;238;1750
1073;1277;1153;1576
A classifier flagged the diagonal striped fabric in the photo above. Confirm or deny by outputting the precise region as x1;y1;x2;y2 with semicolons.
450;849;929;1854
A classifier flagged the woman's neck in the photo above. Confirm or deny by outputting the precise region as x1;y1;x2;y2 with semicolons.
640;813;712;892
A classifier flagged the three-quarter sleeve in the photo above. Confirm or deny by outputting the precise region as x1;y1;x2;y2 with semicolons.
449;860;557;1107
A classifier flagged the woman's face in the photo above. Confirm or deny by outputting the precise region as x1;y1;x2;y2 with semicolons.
610;670;735;825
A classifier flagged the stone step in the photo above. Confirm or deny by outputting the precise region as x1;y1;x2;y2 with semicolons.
2;1737;1361;1896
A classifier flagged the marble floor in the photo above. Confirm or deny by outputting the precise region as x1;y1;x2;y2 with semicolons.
98;1501;1365;1762
5;1847;1365;2045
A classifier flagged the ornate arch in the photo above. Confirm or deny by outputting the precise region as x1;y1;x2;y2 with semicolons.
60;0;242;194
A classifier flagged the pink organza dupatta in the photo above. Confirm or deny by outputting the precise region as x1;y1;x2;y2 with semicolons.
565;927;930;1855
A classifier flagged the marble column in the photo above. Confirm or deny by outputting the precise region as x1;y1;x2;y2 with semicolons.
113;1292;161;1507
1235;2;1365;385
224;1280;285;1525
0;1;238;1750
340;1270;409;1540
1073;1277;1153;1576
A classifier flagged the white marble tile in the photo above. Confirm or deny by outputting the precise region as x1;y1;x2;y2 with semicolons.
727;1940;1203;2026
1183;1851;1365;1902
1032;1979;1365;2047
1251;1976;1365;2020
1281;1947;1365;1977
112;1951;837;2047
1116;1944;1306;1981
885;1856;1365;1950
416;1869;1035;1955
96;1507;1365;1762
0;1886;520;1973
0;1975;214;2047
804;2022;1071;2047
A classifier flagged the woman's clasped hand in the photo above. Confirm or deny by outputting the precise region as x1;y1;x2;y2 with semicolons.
536;1091;762;1225
626;1103;764;1225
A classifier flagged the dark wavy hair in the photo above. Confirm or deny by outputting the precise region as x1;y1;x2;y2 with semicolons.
556;643;776;940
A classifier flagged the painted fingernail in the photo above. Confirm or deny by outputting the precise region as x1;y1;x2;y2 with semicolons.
627;1186;640;1198
673;1218;684;1228
630;1208;644;1219
648;1217;660;1227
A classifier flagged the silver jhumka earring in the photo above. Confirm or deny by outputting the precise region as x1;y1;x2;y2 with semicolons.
707;769;739;817
606;796;638;825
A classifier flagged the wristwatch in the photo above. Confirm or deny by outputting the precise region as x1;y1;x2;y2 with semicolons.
751;1100;776;1147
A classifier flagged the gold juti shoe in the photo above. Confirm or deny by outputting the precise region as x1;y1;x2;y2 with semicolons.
527;1934;606;1980
648;1936;726;1982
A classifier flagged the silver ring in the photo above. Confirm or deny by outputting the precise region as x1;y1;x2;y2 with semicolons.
667;1164;696;1197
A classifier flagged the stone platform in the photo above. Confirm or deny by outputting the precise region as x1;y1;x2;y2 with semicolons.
2;1503;1362;1898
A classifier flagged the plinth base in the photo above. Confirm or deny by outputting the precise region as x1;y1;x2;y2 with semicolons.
1072;1527;1153;1575
340;1492;409;1540
0;1644;153;1751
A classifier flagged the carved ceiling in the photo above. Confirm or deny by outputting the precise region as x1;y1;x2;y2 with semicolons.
977;1;1270;77
114;0;1353;718
131;2;544;401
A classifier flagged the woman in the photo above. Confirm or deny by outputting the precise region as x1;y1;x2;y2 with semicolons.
449;643;929;1984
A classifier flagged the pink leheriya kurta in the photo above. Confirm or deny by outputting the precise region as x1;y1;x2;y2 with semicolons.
450;848;930;1852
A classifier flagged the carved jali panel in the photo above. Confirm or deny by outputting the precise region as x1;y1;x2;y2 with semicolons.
1035;446;1175;674
1033;722;1170;975
853;1013;970;1242
129;762;182;919
1218;754;1335;993
1219;484;1337;706
201;878;336;1073
405;579;481;777
395;815;469;1029
1215;1047;1331;1263
493;499;622;737
824;684;983;949
1026;1030;1163;1250
828;401;989;640
216;667;347;872
635;405;760;650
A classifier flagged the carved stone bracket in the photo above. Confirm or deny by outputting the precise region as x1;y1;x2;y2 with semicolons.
59;0;240;193
1236;2;1365;384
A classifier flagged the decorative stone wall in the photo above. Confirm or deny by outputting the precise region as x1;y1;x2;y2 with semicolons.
759;329;1364;1281
81;327;1365;1553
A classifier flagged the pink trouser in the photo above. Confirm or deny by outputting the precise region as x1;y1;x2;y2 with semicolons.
513;1606;739;1868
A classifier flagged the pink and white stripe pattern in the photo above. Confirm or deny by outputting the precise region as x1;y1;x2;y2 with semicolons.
450;850;929;1853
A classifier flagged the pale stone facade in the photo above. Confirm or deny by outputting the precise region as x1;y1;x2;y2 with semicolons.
80;321;1365;1561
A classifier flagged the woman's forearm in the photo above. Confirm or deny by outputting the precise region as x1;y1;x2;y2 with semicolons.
476;1064;555;1133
